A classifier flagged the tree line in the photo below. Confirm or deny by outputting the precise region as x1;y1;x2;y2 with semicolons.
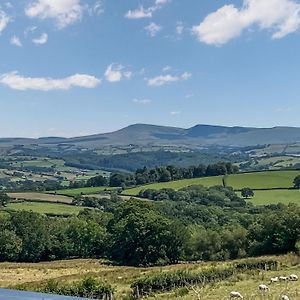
109;162;238;187
1;186;300;266
68;162;239;189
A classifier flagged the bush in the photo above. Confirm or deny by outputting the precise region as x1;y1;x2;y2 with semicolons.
42;276;114;299
131;267;235;296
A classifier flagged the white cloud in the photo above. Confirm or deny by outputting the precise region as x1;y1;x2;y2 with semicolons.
125;6;152;19
104;64;123;82
155;0;170;5
147;71;191;86
104;64;132;83
0;10;10;34
170;111;181;116
132;98;151;104
125;0;171;19
24;26;37;36
145;22;161;37
147;74;179;86
32;33;48;44
193;0;300;45
181;72;192;80
25;0;83;28
10;35;22;47
176;21;184;34
185;94;194;99
88;0;104;16
123;71;132;80
162;66;172;72
0;71;101;91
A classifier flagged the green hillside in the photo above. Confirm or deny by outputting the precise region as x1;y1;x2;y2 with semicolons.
123;170;300;195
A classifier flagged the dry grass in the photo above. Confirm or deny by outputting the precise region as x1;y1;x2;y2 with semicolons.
7;192;73;204
0;255;299;299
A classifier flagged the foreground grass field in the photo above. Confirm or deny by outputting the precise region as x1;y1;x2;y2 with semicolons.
123;170;300;196
4;202;85;216
1;254;299;300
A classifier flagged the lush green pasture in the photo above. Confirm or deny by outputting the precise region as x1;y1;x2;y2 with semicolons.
226;170;299;189
49;186;116;196
123;176;223;195
4;202;84;215
245;189;300;206
123;170;300;195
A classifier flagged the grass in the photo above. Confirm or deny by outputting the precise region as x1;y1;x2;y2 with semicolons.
4;202;84;216
123;170;300;196
7;192;73;204
244;189;300;206
1;254;300;300
49;186;117;196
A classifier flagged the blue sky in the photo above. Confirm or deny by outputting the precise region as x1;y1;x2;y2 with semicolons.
1;0;300;137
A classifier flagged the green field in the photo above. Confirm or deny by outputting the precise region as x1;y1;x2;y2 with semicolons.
49;186;116;196
4;202;85;215
10;158;65;168
244;189;300;206
123;170;300;195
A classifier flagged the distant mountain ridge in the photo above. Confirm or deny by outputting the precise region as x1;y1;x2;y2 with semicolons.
2;124;300;148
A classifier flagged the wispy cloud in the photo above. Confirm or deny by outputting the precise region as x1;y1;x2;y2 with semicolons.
88;0;104;16
275;107;292;112
145;22;161;37
147;74;178;86
170;111;181;116
193;0;300;46
0;71;101;91
4;2;13;9
32;32;48;45
10;35;22;47
176;21;184;35
0;9;10;34
132;98;151;104
147;72;192;86
125;0;171;19
185;94;194;99
181;72;192;80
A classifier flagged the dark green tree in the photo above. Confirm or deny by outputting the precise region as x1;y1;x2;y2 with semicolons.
0;192;9;206
109;199;186;266
241;187;254;199
293;175;300;189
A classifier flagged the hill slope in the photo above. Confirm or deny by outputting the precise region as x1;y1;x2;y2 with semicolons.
1;124;300;148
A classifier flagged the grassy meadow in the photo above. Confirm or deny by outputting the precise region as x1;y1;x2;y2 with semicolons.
1;254;300;300
245;189;300;206
48;186;116;196
4;202;84;216
7;192;73;204
123;170;300;196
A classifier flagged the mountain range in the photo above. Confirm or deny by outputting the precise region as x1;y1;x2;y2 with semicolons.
1;124;300;148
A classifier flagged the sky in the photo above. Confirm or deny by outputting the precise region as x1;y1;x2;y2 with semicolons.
1;0;300;137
